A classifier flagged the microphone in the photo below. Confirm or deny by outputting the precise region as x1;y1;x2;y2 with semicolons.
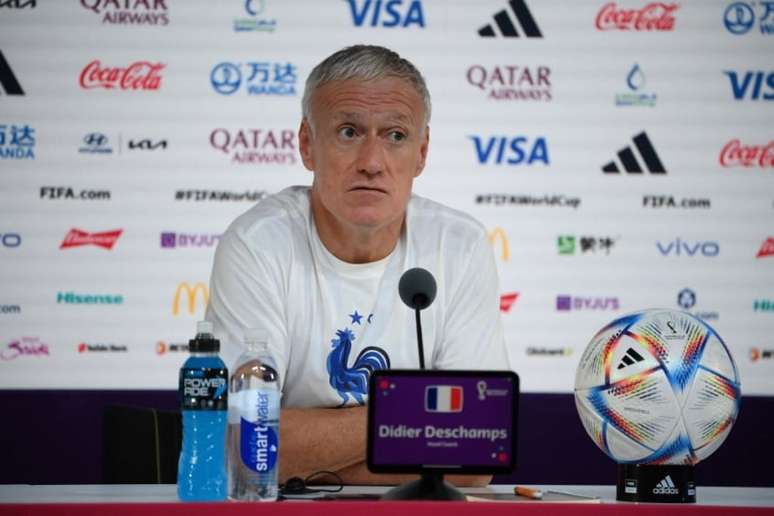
399;268;437;369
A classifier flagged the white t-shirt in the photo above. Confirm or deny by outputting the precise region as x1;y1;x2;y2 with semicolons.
206;186;510;408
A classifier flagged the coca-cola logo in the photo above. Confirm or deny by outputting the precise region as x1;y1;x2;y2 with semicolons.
1;337;49;361
79;60;164;91
720;139;774;168
595;2;678;31
60;228;123;250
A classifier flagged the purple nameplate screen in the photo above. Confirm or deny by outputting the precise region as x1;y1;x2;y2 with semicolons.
368;371;516;472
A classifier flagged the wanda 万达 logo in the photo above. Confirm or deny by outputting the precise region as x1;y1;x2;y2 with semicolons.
595;2;678;31
79;60;164;90
60;228;122;250
720;139;773;168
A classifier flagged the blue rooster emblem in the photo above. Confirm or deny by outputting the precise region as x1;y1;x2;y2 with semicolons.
327;328;390;407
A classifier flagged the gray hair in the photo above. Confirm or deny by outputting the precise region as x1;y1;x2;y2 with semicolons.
302;45;431;127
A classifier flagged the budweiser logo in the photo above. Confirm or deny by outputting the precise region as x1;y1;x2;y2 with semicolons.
500;292;519;313
595;2;678;31
79;60;164;90
60;228;123;250
720;140;774;168
758;238;774;259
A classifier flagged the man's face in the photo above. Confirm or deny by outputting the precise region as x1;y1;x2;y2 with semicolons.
299;77;429;232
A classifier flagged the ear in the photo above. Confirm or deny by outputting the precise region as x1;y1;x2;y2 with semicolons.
298;118;315;172
414;125;430;178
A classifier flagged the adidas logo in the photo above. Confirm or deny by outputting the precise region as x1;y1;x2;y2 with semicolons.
616;348;645;370
0;51;24;96
478;0;542;38
602;131;666;174
653;475;679;495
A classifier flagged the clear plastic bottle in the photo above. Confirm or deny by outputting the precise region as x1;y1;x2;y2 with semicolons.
228;328;281;501
177;320;228;502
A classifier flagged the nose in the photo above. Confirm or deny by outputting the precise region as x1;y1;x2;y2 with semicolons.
355;134;384;176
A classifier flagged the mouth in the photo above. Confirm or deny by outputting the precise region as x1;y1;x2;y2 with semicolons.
349;186;388;194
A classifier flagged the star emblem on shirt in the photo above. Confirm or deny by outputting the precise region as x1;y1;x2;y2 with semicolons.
349;310;363;325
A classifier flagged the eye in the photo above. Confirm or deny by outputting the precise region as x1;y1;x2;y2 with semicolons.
338;126;357;140
388;130;406;143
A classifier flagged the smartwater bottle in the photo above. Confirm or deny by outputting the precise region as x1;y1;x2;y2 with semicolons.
228;328;281;501
177;320;228;501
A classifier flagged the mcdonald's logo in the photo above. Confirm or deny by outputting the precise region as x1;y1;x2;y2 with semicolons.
488;228;510;261
172;282;208;316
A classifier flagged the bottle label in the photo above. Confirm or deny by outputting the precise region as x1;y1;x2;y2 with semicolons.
179;367;228;410
231;389;280;473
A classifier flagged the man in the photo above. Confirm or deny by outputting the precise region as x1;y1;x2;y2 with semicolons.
206;45;509;485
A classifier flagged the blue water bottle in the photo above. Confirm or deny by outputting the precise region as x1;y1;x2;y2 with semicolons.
177;320;228;502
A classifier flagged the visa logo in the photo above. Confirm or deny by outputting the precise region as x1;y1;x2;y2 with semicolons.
346;0;425;28
724;71;774;101
425;385;463;413
656;239;719;257
469;136;549;166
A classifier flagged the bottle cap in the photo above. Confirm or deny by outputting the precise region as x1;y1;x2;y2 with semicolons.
189;320;219;352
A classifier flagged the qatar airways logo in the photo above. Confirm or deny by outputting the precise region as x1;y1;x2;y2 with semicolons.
79;60;164;91
209;128;297;165
720;139;773;168
60;228;123;250
80;0;169;26
595;2;678;31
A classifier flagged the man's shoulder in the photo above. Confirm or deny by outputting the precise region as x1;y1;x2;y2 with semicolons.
226;185;310;239
408;194;487;242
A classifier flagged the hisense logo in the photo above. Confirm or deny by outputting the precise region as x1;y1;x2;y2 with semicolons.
57;292;124;305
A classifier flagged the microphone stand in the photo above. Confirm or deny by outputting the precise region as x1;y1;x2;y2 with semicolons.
415;307;425;370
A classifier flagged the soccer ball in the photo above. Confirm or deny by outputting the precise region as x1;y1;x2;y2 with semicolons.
574;309;741;465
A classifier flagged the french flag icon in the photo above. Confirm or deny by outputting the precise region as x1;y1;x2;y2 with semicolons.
425;385;463;413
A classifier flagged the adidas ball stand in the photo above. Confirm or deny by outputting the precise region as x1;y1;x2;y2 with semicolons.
617;464;696;503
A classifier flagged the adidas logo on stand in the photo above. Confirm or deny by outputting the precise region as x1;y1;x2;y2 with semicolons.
479;0;542;38
602;131;666;174
653;475;679;495
0;51;24;95
617;348;645;370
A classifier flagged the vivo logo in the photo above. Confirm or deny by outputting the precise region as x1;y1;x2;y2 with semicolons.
657;239;719;257
724;71;774;100
469;136;549;166
346;0;425;27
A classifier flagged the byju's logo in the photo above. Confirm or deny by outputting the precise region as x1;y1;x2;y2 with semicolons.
757;237;774;258
425;385;463;413
80;60;165;91
78;132;112;154
172;282;208;316
0;123;35;160
720;139;773;168
210;128;296;165
657;239;719;257
724;70;774;100
466;65;551;101
0;51;24;95
602;131;665;174
556;295;620;311
724;2;774;35
346;0;425;28
210;61;297;96
60;228;123;250
615;63;657;107
160;232;221;249
596;2;678;31
478;0;542;38
470;135;549;166
234;0;277;32
558;235;617;255
500;292;519;313
1;337;49;361
80;0;169;26
0;232;21;248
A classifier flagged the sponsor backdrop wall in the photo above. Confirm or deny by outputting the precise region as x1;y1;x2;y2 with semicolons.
1;0;773;482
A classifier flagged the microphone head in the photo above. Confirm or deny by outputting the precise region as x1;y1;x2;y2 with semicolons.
399;268;437;310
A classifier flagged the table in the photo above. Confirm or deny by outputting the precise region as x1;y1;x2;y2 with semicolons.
1;484;773;515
